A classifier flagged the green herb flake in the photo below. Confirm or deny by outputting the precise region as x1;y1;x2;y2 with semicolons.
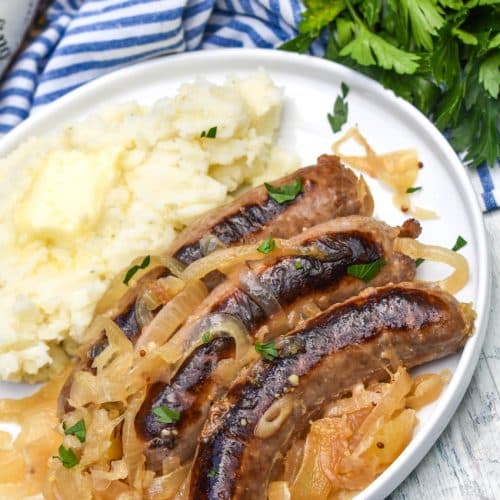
452;235;467;252
123;255;151;286
53;445;78;469
255;340;278;361
201;126;217;138
208;469;217;479
280;0;500;169
64;419;86;443
415;258;425;267
257;235;276;254
264;178;304;204
406;186;422;193
347;258;386;283
153;405;181;425
328;82;350;133
294;260;304;270
201;331;211;344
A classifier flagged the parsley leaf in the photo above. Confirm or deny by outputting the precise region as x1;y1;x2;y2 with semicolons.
153;405;181;424
347;258;386;282
452;235;467;251
406;186;422;193
328;82;350;133
54;445;78;469
265;178;304;204
294;260;304;270
299;0;346;36
257;235;276;254
399;0;445;50
279;33;315;53
208;469;217;479
479;53;500;99
123;255;151;286
340;25;420;74
64;419;86;443
280;0;500;169
255;340;278;361
201;331;211;344
415;258;425;267
200;126;217;138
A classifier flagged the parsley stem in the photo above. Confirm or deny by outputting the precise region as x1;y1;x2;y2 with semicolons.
344;0;364;27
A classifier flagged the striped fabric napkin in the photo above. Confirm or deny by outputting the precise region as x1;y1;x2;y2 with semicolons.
0;0;497;212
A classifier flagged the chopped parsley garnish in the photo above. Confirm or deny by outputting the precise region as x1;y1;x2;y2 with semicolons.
347;258;386;283
200;126;217;138
153;405;181;424
201;331;211;344
328;82;349;133
208;469;217;479
452;235;467;252
123;255;151;286
64;419;86;443
257;235;276;254
264;178;304;204
279;2;500;169
415;258;425;267
53;445;78;469
294;260;303;270
406;186;422;193
255;340;278;361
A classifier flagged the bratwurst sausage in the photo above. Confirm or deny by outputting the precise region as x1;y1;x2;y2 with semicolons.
136;217;419;472
89;155;373;360
189;283;474;499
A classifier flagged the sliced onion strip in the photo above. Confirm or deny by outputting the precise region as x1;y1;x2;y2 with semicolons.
180;239;319;282
394;237;469;294
136;279;208;350
254;395;293;439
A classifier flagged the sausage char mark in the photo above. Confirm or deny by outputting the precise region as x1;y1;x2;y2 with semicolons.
135;335;235;471
170;155;374;266
136;218;419;473
189;284;473;499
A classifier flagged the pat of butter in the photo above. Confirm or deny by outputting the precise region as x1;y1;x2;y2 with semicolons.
16;148;120;246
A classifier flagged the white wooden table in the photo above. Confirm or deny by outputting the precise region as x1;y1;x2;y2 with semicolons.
391;213;500;499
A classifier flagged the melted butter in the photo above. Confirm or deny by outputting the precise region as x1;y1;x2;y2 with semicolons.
15;148;121;248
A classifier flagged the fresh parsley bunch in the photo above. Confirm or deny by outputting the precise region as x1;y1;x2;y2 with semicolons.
281;0;500;168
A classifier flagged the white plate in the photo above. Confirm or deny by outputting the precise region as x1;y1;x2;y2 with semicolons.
0;49;491;499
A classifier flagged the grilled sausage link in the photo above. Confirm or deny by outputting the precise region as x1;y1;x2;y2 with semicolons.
92;156;372;359
189;283;474;499
59;158;373;416
136;217;419;472
169;154;374;265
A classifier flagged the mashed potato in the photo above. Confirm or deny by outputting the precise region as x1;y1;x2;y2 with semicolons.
0;72;299;382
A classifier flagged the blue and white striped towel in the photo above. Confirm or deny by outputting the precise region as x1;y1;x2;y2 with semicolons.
0;0;498;212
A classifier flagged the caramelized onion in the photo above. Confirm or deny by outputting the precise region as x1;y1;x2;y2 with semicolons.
199;233;226;256
136;279;208;350
196;313;253;363
180;240;319;282
122;390;147;490
238;268;282;316
394;237;469;294
332;128;437;218
268;481;291;500
254;395;293;439
145;463;191;500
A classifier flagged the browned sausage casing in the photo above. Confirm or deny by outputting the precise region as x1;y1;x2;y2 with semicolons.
189;283;474;499
135;217;419;472
91;155;373;359
59;157;373;415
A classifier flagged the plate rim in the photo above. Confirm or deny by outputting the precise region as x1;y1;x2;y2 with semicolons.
0;48;492;500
